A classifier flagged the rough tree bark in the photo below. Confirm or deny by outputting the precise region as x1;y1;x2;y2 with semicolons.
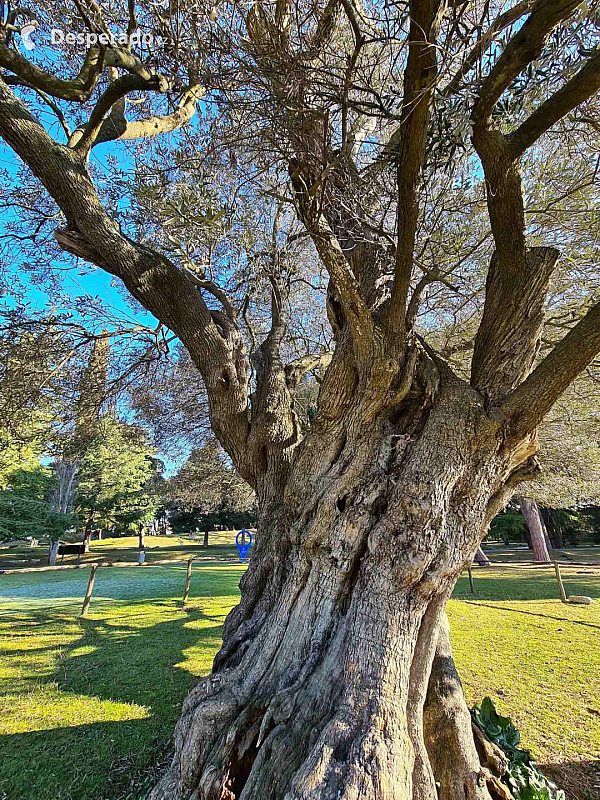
147;356;531;800
518;498;551;562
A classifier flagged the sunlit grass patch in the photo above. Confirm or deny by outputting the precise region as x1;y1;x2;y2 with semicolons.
0;565;245;800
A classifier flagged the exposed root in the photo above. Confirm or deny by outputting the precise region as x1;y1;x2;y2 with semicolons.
472;721;509;776
424;615;514;800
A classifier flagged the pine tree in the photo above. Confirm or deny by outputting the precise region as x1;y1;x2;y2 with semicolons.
74;416;159;544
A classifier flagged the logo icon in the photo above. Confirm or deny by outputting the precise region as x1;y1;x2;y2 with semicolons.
20;20;38;51
236;529;253;562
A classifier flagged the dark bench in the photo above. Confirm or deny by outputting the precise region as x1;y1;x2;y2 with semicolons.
58;543;86;561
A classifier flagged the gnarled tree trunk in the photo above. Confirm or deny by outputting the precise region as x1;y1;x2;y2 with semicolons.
150;364;527;800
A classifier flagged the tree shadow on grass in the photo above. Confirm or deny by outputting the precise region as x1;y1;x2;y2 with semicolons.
540;759;600;800
462;601;600;630
0;604;231;800
453;571;600;603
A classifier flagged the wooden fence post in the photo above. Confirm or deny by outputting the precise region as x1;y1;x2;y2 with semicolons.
553;562;567;603
468;566;475;594
81;565;98;616
182;558;193;606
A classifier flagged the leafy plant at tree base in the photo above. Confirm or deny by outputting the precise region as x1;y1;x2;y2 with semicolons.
472;698;565;800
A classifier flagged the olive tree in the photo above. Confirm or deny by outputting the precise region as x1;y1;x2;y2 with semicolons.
1;0;600;798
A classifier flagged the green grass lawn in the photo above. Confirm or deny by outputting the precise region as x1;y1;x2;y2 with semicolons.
0;564;246;800
0;562;598;800
452;565;600;800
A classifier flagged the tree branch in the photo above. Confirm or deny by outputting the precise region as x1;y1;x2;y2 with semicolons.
471;247;559;402
28;86;72;139
471;0;581;127
442;0;537;97
0;76;254;484
284;351;333;390
0;40;167;110
386;0;445;342
501;300;600;440
0;44;104;101
289;160;374;360
69;73;170;151
184;268;236;321
91;85;205;148
307;214;374;360
104;47;167;84
469;3;600;408
508;47;600;157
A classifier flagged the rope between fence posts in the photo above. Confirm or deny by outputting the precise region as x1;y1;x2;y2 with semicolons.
0;555;242;575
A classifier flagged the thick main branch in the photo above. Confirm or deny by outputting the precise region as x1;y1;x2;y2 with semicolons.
386;0;445;341
501;299;600;439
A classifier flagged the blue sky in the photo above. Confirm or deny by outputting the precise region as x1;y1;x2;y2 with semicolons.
0;128;159;324
0;130;183;470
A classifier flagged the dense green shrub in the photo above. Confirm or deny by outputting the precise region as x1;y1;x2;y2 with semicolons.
472;697;565;800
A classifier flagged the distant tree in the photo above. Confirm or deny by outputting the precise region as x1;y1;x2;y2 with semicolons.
0;465;73;553
0;328;65;439
0;414;48;490
170;507;256;542
129;345;211;461
0;356;72;560
50;335;110;515
517;497;551;562
578;505;600;545
168;439;255;516
74;415;158;546
0;329;61;492
488;505;528;546
113;458;163;548
167;439;255;544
